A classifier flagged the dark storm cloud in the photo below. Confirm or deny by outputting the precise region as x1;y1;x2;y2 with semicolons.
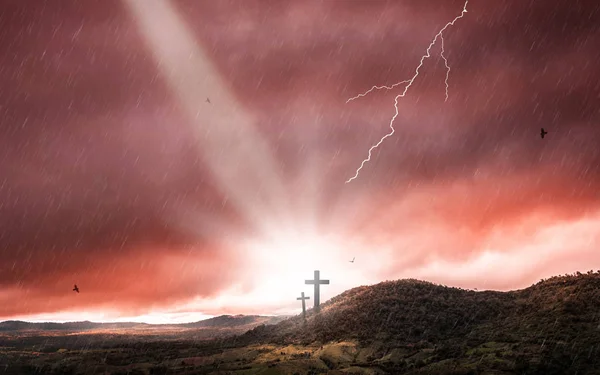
0;0;242;316
0;0;598;319
327;0;600;201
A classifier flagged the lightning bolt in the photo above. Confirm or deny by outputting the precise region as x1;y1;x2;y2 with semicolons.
345;1;469;184
440;34;451;102
346;80;411;104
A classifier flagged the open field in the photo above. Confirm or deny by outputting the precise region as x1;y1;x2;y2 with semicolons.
2;332;593;375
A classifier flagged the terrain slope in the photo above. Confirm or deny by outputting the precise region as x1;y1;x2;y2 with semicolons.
2;273;600;374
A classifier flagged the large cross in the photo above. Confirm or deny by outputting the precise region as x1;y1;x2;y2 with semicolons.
305;270;329;312
296;292;310;319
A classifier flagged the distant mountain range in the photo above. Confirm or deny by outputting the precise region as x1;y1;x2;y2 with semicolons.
0;314;288;332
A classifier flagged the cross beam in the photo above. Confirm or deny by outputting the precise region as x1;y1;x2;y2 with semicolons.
296;292;310;319
305;270;329;312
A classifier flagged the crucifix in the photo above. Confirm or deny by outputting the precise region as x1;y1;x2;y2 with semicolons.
296;292;310;319
305;270;329;312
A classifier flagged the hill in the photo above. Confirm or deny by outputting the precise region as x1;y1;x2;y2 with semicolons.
228;271;600;374
181;314;287;329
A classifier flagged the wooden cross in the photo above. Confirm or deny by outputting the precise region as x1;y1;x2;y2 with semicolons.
305;270;329;312
296;292;310;319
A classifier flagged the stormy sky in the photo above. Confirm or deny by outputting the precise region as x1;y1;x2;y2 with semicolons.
1;0;599;323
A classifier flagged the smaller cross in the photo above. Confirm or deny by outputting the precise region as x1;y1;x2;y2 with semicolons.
296;292;310;319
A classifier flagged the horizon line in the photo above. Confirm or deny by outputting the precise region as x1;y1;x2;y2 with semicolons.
3;271;596;325
0;313;287;326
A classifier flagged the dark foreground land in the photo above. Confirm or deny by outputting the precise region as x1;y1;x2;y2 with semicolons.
2;272;600;374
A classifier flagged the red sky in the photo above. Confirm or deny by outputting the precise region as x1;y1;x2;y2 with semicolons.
1;0;599;323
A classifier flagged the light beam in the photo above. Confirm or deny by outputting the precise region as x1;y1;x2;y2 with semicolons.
124;0;291;237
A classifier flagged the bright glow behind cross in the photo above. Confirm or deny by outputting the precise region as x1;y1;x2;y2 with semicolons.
123;0;383;309
345;1;469;184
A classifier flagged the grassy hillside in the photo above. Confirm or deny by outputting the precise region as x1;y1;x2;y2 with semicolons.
229;271;600;374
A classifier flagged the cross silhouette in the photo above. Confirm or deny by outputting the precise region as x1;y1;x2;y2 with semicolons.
296;292;310;319
305;270;329;312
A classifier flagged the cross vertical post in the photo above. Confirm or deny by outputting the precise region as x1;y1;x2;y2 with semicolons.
305;270;329;312
296;292;310;319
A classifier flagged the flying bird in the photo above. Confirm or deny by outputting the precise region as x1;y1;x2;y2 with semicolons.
349;257;355;263
73;284;79;293
206;97;211;104
540;128;548;139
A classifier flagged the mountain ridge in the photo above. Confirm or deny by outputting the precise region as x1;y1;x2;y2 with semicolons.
213;271;600;373
0;314;288;332
237;271;600;345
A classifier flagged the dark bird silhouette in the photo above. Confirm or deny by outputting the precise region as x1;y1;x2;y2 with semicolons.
349;257;355;263
73;284;79;293
541;128;548;139
206;97;211;104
